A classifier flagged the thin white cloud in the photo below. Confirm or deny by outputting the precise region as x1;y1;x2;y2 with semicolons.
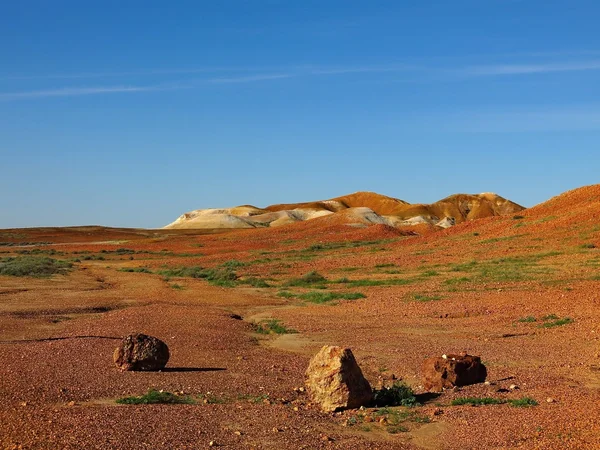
0;85;155;100
308;64;415;75
463;61;600;76
207;73;293;83
0;67;248;81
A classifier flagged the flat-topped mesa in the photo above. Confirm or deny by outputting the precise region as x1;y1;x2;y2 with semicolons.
164;191;524;230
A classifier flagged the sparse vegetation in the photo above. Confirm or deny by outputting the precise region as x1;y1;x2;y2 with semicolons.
451;396;538;407
118;267;152;273
252;319;297;334
509;397;538;407
284;271;327;287
540;316;573;328
157;265;238;287
0;256;73;277
372;382;417;407
409;293;442;302
240;277;271;288
298;291;366;304
451;397;505;406
518;316;537;323
116;389;195;405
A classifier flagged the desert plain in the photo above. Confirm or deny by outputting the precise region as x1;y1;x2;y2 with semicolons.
1;185;600;449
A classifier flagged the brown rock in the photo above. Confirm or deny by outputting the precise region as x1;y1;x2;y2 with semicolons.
422;353;486;392
113;333;169;371
305;345;373;412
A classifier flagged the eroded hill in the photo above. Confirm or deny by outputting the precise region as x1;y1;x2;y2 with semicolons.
165;191;524;230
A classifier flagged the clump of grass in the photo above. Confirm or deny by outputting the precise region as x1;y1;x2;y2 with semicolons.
373;382;417;407
240;277;270;288
517;316;537;323
512;215;525;220
410;293;442;302
169;283;184;290
252;319;297;334
451;397;505;406
197;393;226;404
298;291;366;304
156;266;238;287
118;267;152;273
221;259;247;269
375;263;396;268
451;396;538;407
540;317;573;328
580;243;597;249
509;397;538;407
277;290;296;299
284;271;327;287
421;270;439;277
237;393;270;403
116;389;195;405
333;278;417;287
0;256;73;277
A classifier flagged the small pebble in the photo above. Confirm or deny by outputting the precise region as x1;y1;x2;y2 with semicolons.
546;397;555;403
509;384;519;390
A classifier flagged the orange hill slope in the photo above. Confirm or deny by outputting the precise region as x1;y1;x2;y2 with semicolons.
165;191;524;230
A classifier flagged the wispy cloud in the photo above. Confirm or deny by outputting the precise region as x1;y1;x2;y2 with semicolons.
207;73;294;83
0;85;156;100
0;67;246;81
463;60;600;76
308;64;414;75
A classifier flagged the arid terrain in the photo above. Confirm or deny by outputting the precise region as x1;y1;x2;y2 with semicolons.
1;185;600;449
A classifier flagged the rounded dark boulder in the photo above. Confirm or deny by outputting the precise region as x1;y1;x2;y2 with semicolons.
113;333;169;371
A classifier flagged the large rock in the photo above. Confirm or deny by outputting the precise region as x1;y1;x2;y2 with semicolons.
305;345;373;412
113;333;170;371
422;352;487;392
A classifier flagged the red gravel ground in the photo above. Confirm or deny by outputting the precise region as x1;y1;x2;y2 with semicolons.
1;184;600;449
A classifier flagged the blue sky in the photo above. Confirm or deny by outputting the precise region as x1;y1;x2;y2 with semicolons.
1;0;599;228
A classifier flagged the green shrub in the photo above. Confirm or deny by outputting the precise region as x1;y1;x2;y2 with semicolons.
373;382;417;407
285;271;327;287
298;291;366;304
451;397;505;406
252;319;297;334
509;397;538;407
156;266;238;287
118;267;152;273
116;389;194;405
517;316;537;323
240;277;270;288
0;256;73;277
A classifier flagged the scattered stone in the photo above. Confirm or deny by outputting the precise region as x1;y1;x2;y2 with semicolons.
67;401;76;407
272;427;281;433
432;407;444;416
229;313;243;320
113;333;170;371
208;441;216;447
546;397;556;403
509;384;519;390
305;345;373;412
233;431;242;436
422;352;487;392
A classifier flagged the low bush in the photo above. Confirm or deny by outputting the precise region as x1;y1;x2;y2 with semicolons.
116;389;194;405
0;256;73;277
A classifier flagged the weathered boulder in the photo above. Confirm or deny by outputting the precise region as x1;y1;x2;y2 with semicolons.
113;333;170;371
305;345;373;412
422;352;486;392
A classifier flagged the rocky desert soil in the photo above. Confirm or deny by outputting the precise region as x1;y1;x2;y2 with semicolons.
1;185;600;449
